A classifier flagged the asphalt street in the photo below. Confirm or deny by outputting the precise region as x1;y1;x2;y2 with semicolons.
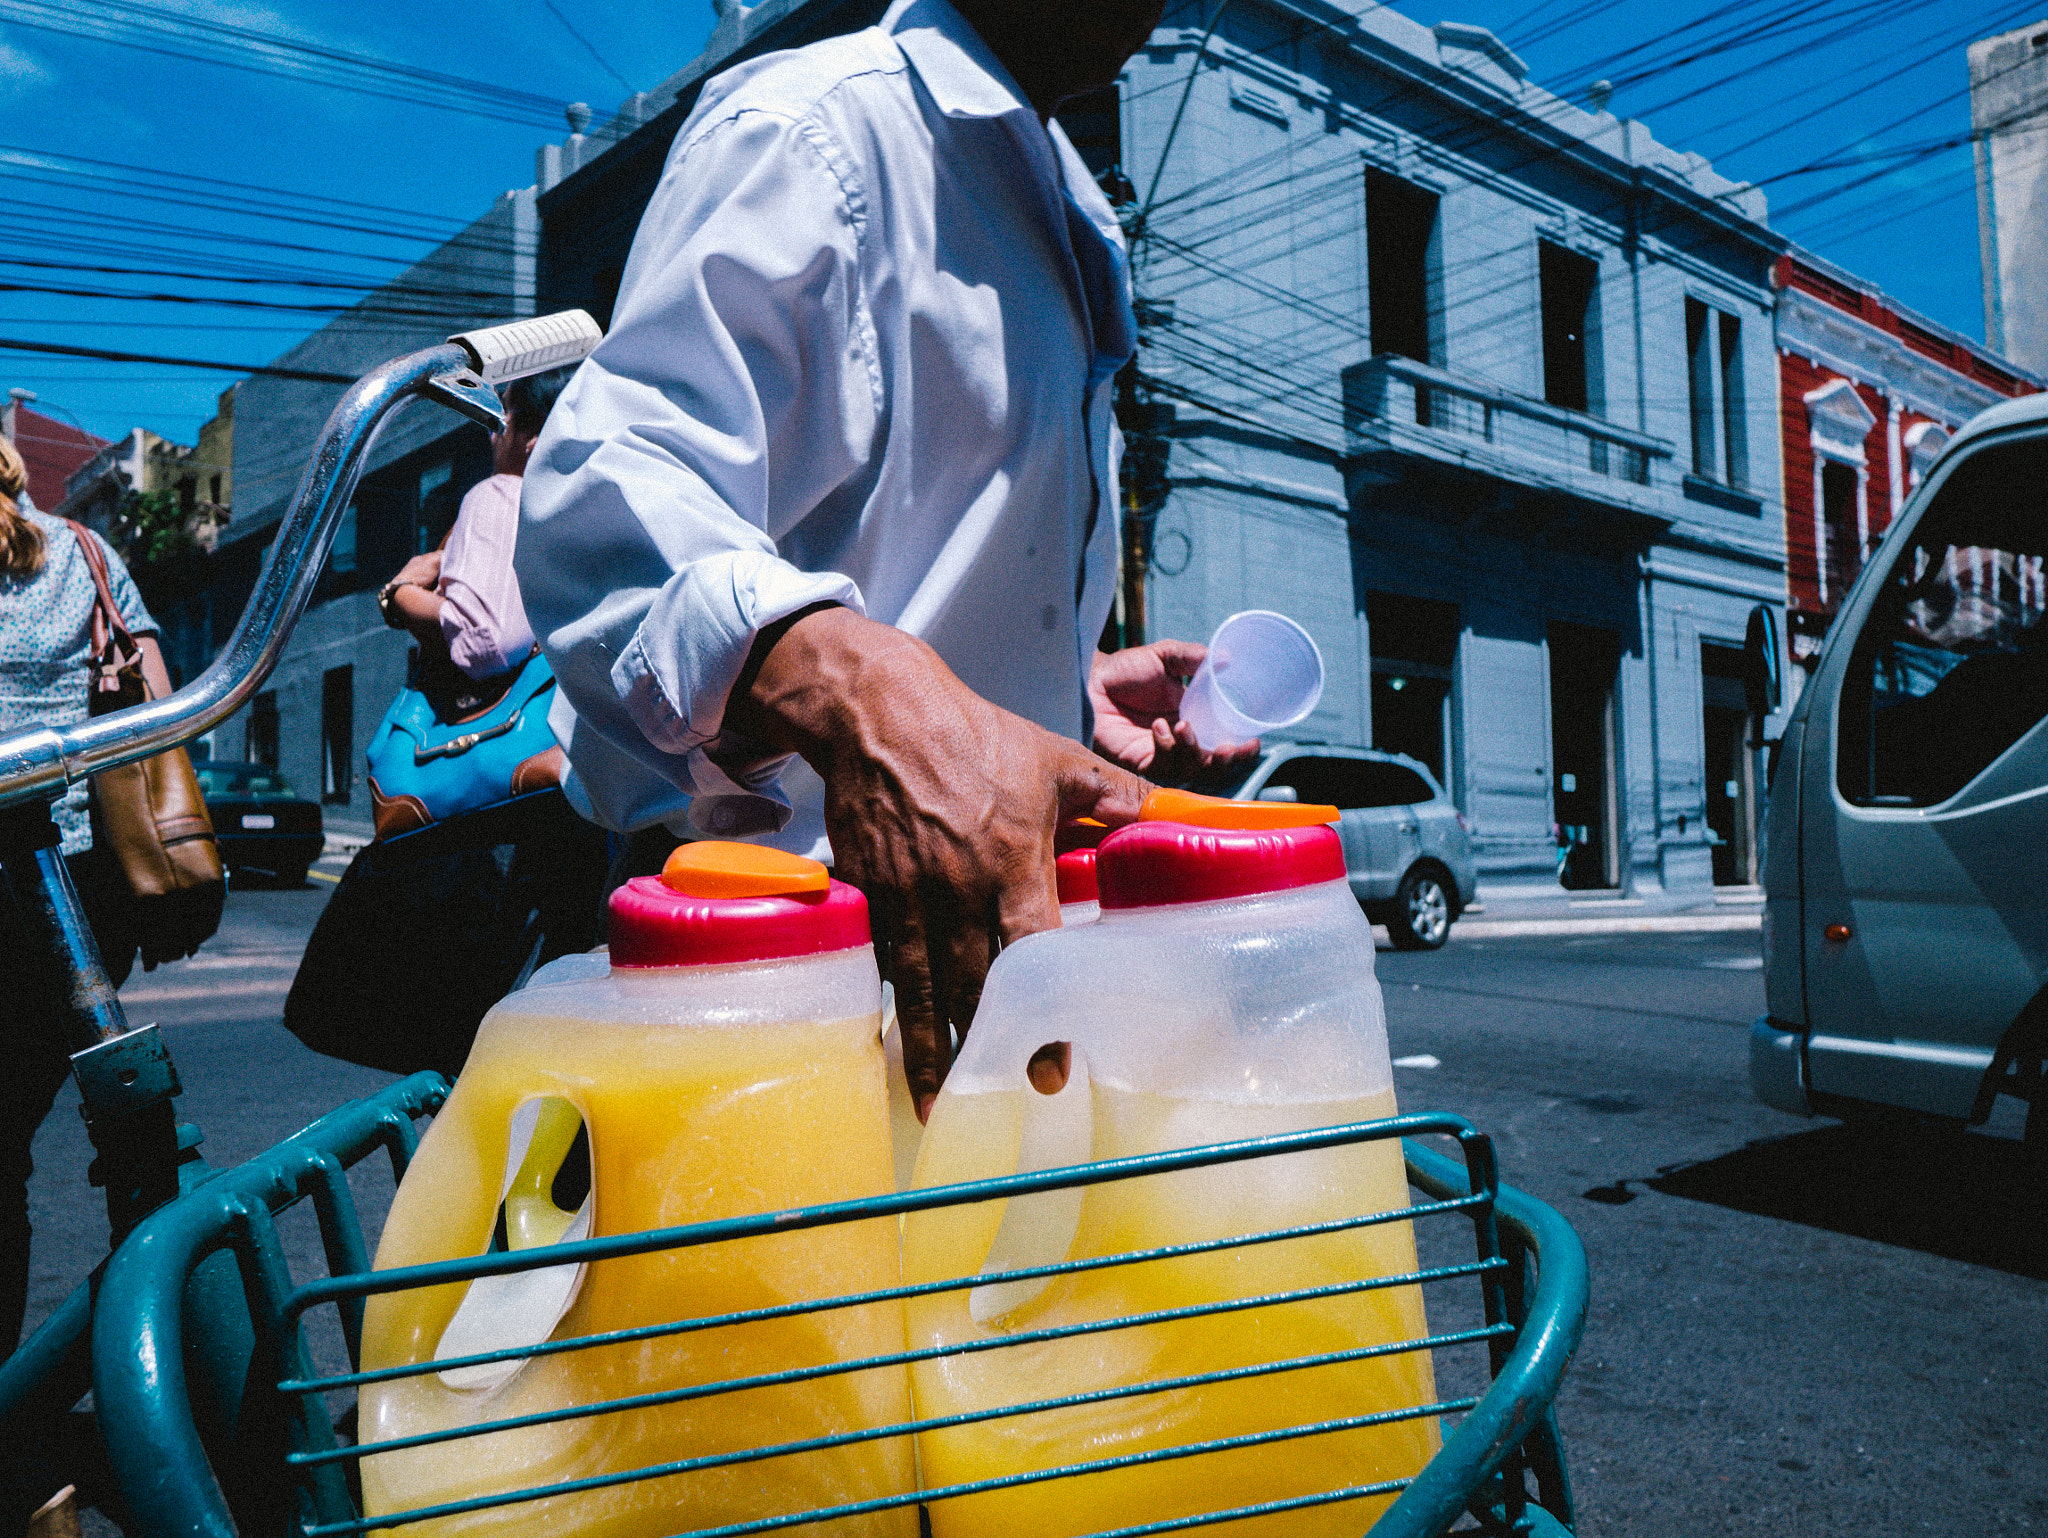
19;879;2047;1535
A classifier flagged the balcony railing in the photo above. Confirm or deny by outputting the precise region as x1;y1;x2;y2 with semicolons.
1343;356;1675;512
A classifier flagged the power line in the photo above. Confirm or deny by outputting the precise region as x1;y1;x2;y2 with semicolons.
0;0;601;132
0;337;356;383
542;0;634;95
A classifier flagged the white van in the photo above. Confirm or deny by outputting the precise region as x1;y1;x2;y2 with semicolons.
1749;393;2047;1164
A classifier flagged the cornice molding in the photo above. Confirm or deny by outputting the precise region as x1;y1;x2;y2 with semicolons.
1777;287;2008;428
1149;1;1780;258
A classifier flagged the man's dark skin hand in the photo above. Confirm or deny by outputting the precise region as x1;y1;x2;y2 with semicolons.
727;607;1152;1120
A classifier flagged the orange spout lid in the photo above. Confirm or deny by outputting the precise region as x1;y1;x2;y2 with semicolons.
1139;786;1339;829
661;841;831;898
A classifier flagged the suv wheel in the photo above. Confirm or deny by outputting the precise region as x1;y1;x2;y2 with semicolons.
1389;866;1453;951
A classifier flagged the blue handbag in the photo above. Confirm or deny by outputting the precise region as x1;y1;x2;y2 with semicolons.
366;647;563;840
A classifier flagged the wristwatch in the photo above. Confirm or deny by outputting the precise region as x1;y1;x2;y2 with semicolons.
377;579;414;628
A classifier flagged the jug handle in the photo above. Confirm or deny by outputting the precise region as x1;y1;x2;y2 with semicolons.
969;1046;1092;1328
504;1098;583;1250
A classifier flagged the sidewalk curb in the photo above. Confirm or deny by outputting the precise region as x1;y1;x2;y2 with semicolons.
1453;912;1761;938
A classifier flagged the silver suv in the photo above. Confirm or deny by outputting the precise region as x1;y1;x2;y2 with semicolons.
1182;744;1478;950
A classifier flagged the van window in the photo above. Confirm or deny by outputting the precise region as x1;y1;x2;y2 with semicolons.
1265;757;1435;809
1837;437;2048;806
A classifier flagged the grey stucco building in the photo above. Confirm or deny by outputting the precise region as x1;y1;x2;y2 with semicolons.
1120;4;1787;895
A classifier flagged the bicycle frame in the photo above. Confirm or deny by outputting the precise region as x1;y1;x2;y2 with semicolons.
0;311;600;1441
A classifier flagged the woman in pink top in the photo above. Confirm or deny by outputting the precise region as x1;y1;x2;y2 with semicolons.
291;366;605;1084
376;367;564;676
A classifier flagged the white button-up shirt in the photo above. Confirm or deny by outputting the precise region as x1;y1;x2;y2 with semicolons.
518;0;1134;857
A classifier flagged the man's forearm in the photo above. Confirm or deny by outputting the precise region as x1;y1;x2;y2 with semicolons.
725;603;930;768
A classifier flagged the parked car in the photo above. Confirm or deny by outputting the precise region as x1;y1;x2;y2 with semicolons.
194;761;325;886
1178;744;1478;949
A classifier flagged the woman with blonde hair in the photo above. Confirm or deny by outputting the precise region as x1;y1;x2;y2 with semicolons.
0;430;176;1358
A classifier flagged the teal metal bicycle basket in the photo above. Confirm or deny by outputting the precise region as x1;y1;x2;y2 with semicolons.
88;1074;1585;1537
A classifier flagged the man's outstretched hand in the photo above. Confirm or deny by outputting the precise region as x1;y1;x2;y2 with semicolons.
1089;640;1263;781
728;607;1151;1121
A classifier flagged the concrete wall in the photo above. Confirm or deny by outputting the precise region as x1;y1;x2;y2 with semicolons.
1972;21;2048;376
228;191;535;538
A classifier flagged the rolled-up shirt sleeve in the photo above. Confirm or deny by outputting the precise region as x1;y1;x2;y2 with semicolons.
517;105;880;832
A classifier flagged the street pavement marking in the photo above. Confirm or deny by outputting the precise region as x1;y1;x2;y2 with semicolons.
1393;1054;1441;1069
308;869;341;884
1454;912;1761;938
1701;955;1764;969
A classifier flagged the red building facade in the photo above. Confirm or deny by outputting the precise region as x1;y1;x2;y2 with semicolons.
0;398;107;513
1774;250;2041;663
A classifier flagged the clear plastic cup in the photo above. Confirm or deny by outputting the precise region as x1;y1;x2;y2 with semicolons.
1179;610;1325;749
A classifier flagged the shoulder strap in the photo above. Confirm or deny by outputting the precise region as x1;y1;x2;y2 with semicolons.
64;519;137;664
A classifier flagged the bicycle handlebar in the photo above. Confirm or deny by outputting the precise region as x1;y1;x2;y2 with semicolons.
0;310;601;813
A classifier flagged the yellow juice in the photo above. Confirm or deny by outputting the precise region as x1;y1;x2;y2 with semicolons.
903;1083;1437;1538
359;1005;917;1538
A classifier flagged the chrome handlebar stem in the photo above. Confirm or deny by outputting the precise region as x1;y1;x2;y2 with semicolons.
0;341;478;810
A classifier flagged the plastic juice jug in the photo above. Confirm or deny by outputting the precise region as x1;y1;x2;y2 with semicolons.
880;844;1104;1192
1054;819;1109;927
1055;847;1100;926
359;843;917;1538
903;822;1438;1538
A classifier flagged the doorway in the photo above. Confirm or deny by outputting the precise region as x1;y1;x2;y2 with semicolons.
1548;623;1620;890
1701;641;1756;885
1366;592;1458;794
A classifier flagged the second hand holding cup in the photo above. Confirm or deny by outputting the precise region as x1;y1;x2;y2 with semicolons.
1179;610;1326;749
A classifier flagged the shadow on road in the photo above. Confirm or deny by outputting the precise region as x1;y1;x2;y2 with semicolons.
1586;1123;2046;1280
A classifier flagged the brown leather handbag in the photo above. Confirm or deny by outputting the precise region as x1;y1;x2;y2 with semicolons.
70;521;225;966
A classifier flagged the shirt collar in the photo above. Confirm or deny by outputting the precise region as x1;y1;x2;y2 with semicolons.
883;0;1035;120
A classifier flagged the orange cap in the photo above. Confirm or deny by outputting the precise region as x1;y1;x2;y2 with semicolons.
1139;786;1339;829
661;841;831;898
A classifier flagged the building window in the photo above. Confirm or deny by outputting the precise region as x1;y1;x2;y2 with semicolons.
1366;171;1442;368
1718;314;1747;490
321;666;353;805
1685;299;1749;489
249;690;279;769
208;473;222;504
176;476;195;516
1821;461;1861;600
1538;243;1599;413
1903;421;1950;491
1686;300;1717;478
1803;377;1878;606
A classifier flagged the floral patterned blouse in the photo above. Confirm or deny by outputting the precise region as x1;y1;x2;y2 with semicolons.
0;511;157;853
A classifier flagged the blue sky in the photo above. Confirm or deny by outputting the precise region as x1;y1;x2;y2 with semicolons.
0;0;2024;448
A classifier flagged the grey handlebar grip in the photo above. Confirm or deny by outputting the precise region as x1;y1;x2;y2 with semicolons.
450;310;603;384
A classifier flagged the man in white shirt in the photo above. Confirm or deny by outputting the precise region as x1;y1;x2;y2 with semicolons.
520;0;1250;1113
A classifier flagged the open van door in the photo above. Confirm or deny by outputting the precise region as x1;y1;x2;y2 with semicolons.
1794;430;2048;1120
